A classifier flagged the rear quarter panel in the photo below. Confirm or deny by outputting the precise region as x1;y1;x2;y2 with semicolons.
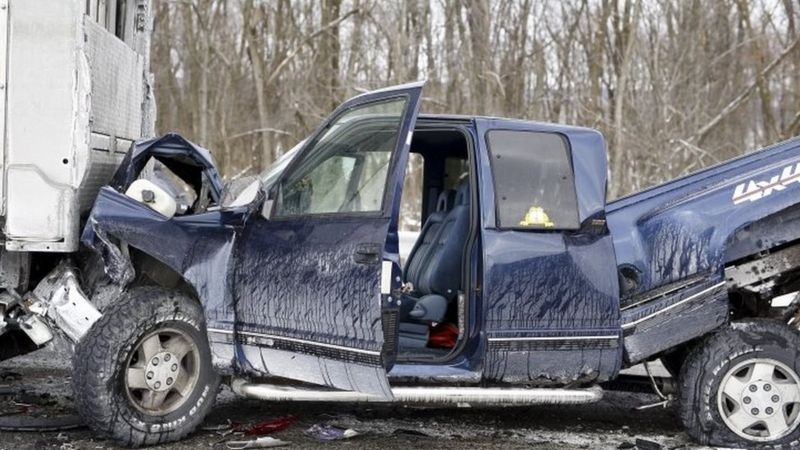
608;137;800;363
608;136;800;295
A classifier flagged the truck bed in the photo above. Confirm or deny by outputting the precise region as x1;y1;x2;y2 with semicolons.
607;135;800;295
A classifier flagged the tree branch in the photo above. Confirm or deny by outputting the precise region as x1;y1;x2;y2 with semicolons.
691;34;800;145
228;127;292;141
264;8;360;88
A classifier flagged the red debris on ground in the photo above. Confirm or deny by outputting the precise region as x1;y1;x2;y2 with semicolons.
232;415;299;436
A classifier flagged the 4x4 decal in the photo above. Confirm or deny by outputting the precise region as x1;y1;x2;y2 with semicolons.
732;162;800;204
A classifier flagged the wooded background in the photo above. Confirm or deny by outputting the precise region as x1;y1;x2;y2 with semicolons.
152;0;800;199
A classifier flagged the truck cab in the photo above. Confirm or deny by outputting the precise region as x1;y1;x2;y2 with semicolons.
82;82;622;392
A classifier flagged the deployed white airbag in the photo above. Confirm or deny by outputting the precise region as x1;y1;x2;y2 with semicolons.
125;179;178;218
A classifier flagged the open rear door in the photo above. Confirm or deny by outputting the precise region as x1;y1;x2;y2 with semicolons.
233;82;424;398
476;119;622;384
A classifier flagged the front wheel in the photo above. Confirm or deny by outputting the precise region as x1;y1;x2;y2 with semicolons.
73;287;219;447
679;319;800;448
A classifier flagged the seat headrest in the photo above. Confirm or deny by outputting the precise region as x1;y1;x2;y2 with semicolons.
435;189;456;212
454;182;470;206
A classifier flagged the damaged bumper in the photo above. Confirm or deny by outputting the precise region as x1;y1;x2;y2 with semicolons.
0;264;101;360
32;264;102;343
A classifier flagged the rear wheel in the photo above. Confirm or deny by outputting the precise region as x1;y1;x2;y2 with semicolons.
679;319;800;448
717;358;800;441
73;287;219;446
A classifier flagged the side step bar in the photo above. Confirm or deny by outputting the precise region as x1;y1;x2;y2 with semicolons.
232;379;603;405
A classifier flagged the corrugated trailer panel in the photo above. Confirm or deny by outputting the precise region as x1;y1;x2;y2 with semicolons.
84;17;144;140
78;17;145;213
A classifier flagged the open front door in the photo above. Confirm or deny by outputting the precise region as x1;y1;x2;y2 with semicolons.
233;82;424;397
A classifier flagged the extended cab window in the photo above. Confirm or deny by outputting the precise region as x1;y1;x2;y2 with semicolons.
486;130;579;230
275;97;406;216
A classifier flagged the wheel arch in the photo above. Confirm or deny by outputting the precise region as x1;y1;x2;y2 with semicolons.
127;247;202;304
83;207;237;332
721;203;800;320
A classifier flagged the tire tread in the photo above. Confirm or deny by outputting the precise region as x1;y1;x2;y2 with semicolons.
72;287;218;447
679;318;800;448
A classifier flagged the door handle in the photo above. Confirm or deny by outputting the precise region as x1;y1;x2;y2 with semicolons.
353;243;382;265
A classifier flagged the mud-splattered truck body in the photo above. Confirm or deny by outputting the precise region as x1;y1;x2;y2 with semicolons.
10;82;800;447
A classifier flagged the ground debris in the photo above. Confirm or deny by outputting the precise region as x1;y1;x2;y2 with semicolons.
0;413;83;431
225;436;290;449
232;415;298;436
305;423;360;441
0;370;21;382
391;428;430;437
635;438;664;450
200;421;233;432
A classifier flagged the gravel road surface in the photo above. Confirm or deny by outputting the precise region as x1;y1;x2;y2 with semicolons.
0;350;713;450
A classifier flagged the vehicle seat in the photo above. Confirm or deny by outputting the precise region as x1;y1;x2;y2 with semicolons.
399;182;470;349
416;183;470;299
403;189;455;288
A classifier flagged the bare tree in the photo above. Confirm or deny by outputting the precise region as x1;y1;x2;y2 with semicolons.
151;0;800;200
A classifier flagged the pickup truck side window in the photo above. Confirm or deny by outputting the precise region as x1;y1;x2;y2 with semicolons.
275;97;407;217
486;130;579;230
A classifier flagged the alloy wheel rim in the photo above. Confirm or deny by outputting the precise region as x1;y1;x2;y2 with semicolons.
124;327;200;416
717;358;800;442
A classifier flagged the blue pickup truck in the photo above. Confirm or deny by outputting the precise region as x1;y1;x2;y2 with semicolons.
56;82;800;447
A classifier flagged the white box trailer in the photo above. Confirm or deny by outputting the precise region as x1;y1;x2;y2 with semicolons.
0;1;154;359
1;0;154;255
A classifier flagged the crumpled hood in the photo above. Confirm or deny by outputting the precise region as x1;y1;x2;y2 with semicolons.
108;133;224;202
81;133;228;286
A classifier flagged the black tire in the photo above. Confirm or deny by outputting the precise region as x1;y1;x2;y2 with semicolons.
72;287;219;447
679;319;800;448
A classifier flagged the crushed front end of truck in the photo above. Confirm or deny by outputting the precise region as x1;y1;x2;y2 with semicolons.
0;134;228;362
82;133;225;286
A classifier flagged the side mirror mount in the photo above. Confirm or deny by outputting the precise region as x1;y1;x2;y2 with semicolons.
261;198;274;220
260;184;277;220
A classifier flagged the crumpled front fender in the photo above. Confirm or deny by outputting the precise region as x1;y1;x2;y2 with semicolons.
81;134;245;333
82;187;199;284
